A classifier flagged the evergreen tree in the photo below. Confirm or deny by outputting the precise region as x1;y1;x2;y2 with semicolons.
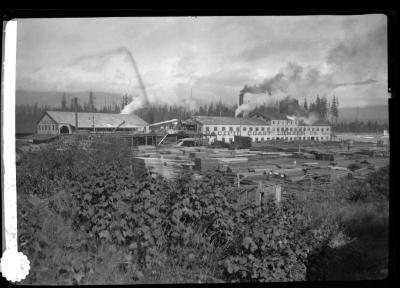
88;91;96;112
330;95;339;124
336;96;339;123
69;99;75;111
303;97;308;111
320;96;328;120
330;95;336;123
61;93;68;111
120;94;130;110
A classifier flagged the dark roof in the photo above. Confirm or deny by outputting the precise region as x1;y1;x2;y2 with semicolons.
189;116;267;126
249;111;288;120
42;111;148;128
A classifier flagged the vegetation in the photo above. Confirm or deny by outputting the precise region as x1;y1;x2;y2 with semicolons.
302;165;389;280
15;142;332;284
332;120;388;133
17;140;389;284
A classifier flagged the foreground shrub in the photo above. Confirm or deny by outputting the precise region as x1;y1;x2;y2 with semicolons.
337;165;389;203
17;146;341;283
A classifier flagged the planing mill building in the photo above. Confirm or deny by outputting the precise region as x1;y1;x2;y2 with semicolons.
184;112;331;144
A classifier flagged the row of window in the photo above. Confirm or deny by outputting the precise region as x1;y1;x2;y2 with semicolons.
271;120;298;125
277;127;329;132
38;124;57;131
205;126;330;132
218;136;329;143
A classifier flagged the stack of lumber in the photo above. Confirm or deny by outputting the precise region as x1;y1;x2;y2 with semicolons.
257;152;292;157
208;153;233;158
214;157;249;163
272;167;305;179
193;157;221;171
138;145;157;151
330;169;352;181
292;152;316;159
189;151;209;158
352;166;375;179
302;162;320;168
136;152;161;158
132;157;195;179
330;165;349;171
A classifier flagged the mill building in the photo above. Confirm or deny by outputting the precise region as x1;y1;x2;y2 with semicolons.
183;112;331;144
36;111;149;135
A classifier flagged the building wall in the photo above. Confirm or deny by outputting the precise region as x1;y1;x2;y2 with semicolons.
37;114;59;135
37;113;150;135
199;122;331;143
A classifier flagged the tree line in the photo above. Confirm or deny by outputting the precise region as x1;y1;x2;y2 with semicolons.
15;92;386;134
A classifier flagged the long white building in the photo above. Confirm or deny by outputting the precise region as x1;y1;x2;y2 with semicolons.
184;112;331;143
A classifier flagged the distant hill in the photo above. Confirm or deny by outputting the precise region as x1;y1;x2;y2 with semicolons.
16;90;124;109
339;105;389;123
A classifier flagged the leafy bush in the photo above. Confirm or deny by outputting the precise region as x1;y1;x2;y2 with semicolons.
337;165;389;203
17;144;341;284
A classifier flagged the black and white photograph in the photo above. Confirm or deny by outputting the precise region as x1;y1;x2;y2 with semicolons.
1;11;392;284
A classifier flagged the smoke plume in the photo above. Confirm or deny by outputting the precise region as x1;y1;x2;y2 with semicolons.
235;19;386;117
26;46;149;113
286;112;319;125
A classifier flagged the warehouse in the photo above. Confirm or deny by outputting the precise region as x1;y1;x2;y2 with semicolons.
184;113;331;143
36;111;149;135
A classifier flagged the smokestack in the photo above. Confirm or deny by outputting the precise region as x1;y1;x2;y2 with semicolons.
74;97;78;132
239;93;244;106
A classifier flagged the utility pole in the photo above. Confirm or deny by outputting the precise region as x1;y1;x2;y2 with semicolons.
219;95;222;117
74;97;79;133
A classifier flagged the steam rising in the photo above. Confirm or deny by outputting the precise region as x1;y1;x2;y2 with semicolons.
27;46;149;113
235;62;379;118
287;112;320;125
235;19;386;117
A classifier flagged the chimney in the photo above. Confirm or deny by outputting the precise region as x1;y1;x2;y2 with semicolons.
239;94;244;106
74;97;79;132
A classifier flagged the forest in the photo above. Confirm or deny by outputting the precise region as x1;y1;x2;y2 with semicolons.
16;92;388;134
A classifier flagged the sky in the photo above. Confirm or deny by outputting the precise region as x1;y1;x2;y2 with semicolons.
16;15;388;109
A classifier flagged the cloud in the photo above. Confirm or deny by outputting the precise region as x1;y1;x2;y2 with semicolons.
25;47;143;94
239;39;320;62
326;19;387;83
16;15;388;109
195;68;256;87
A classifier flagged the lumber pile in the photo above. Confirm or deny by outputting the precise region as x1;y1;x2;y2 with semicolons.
272;167;305;179
132;157;195;179
214;157;249;163
193;157;221;171
292;152;316;159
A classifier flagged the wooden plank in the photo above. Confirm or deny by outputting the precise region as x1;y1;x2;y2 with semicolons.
214;157;248;163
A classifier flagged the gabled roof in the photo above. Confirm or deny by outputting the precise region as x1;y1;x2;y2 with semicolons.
42;111;148;128
189;115;267;126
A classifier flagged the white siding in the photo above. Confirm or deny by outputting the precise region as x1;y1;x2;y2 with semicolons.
200;122;331;143
37;114;58;135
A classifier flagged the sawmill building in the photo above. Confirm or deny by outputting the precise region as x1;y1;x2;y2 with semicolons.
36;111;149;135
185;113;331;143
